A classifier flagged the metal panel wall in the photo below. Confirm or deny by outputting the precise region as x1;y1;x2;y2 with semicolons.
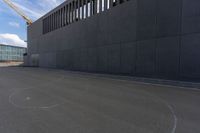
28;0;200;81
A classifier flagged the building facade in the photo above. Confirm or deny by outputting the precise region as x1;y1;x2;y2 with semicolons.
0;44;26;62
27;0;200;81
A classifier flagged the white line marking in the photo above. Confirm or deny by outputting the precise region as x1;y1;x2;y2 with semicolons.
8;90;64;109
8;75;66;109
166;103;178;133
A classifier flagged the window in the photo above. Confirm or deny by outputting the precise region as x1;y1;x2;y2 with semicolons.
43;0;129;34
66;5;69;24
70;3;72;23
64;7;66;26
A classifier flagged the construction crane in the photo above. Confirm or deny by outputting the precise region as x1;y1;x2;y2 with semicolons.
3;0;32;25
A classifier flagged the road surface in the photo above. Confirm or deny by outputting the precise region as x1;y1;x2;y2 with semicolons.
0;66;199;133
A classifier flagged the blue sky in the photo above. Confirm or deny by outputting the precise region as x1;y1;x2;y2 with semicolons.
0;0;65;47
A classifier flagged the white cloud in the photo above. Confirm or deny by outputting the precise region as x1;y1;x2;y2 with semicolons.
0;33;27;48
9;22;20;28
0;0;65;48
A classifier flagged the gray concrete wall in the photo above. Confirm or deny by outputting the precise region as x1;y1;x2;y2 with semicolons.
27;0;200;81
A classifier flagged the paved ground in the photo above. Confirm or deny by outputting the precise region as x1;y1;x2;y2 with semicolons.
0;62;23;67
0;66;200;133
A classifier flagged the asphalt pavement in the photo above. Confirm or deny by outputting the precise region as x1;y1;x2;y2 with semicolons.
0;66;200;133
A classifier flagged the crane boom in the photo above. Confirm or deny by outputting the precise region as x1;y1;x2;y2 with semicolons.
3;0;32;25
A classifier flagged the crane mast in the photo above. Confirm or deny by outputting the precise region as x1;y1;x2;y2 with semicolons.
3;0;32;25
